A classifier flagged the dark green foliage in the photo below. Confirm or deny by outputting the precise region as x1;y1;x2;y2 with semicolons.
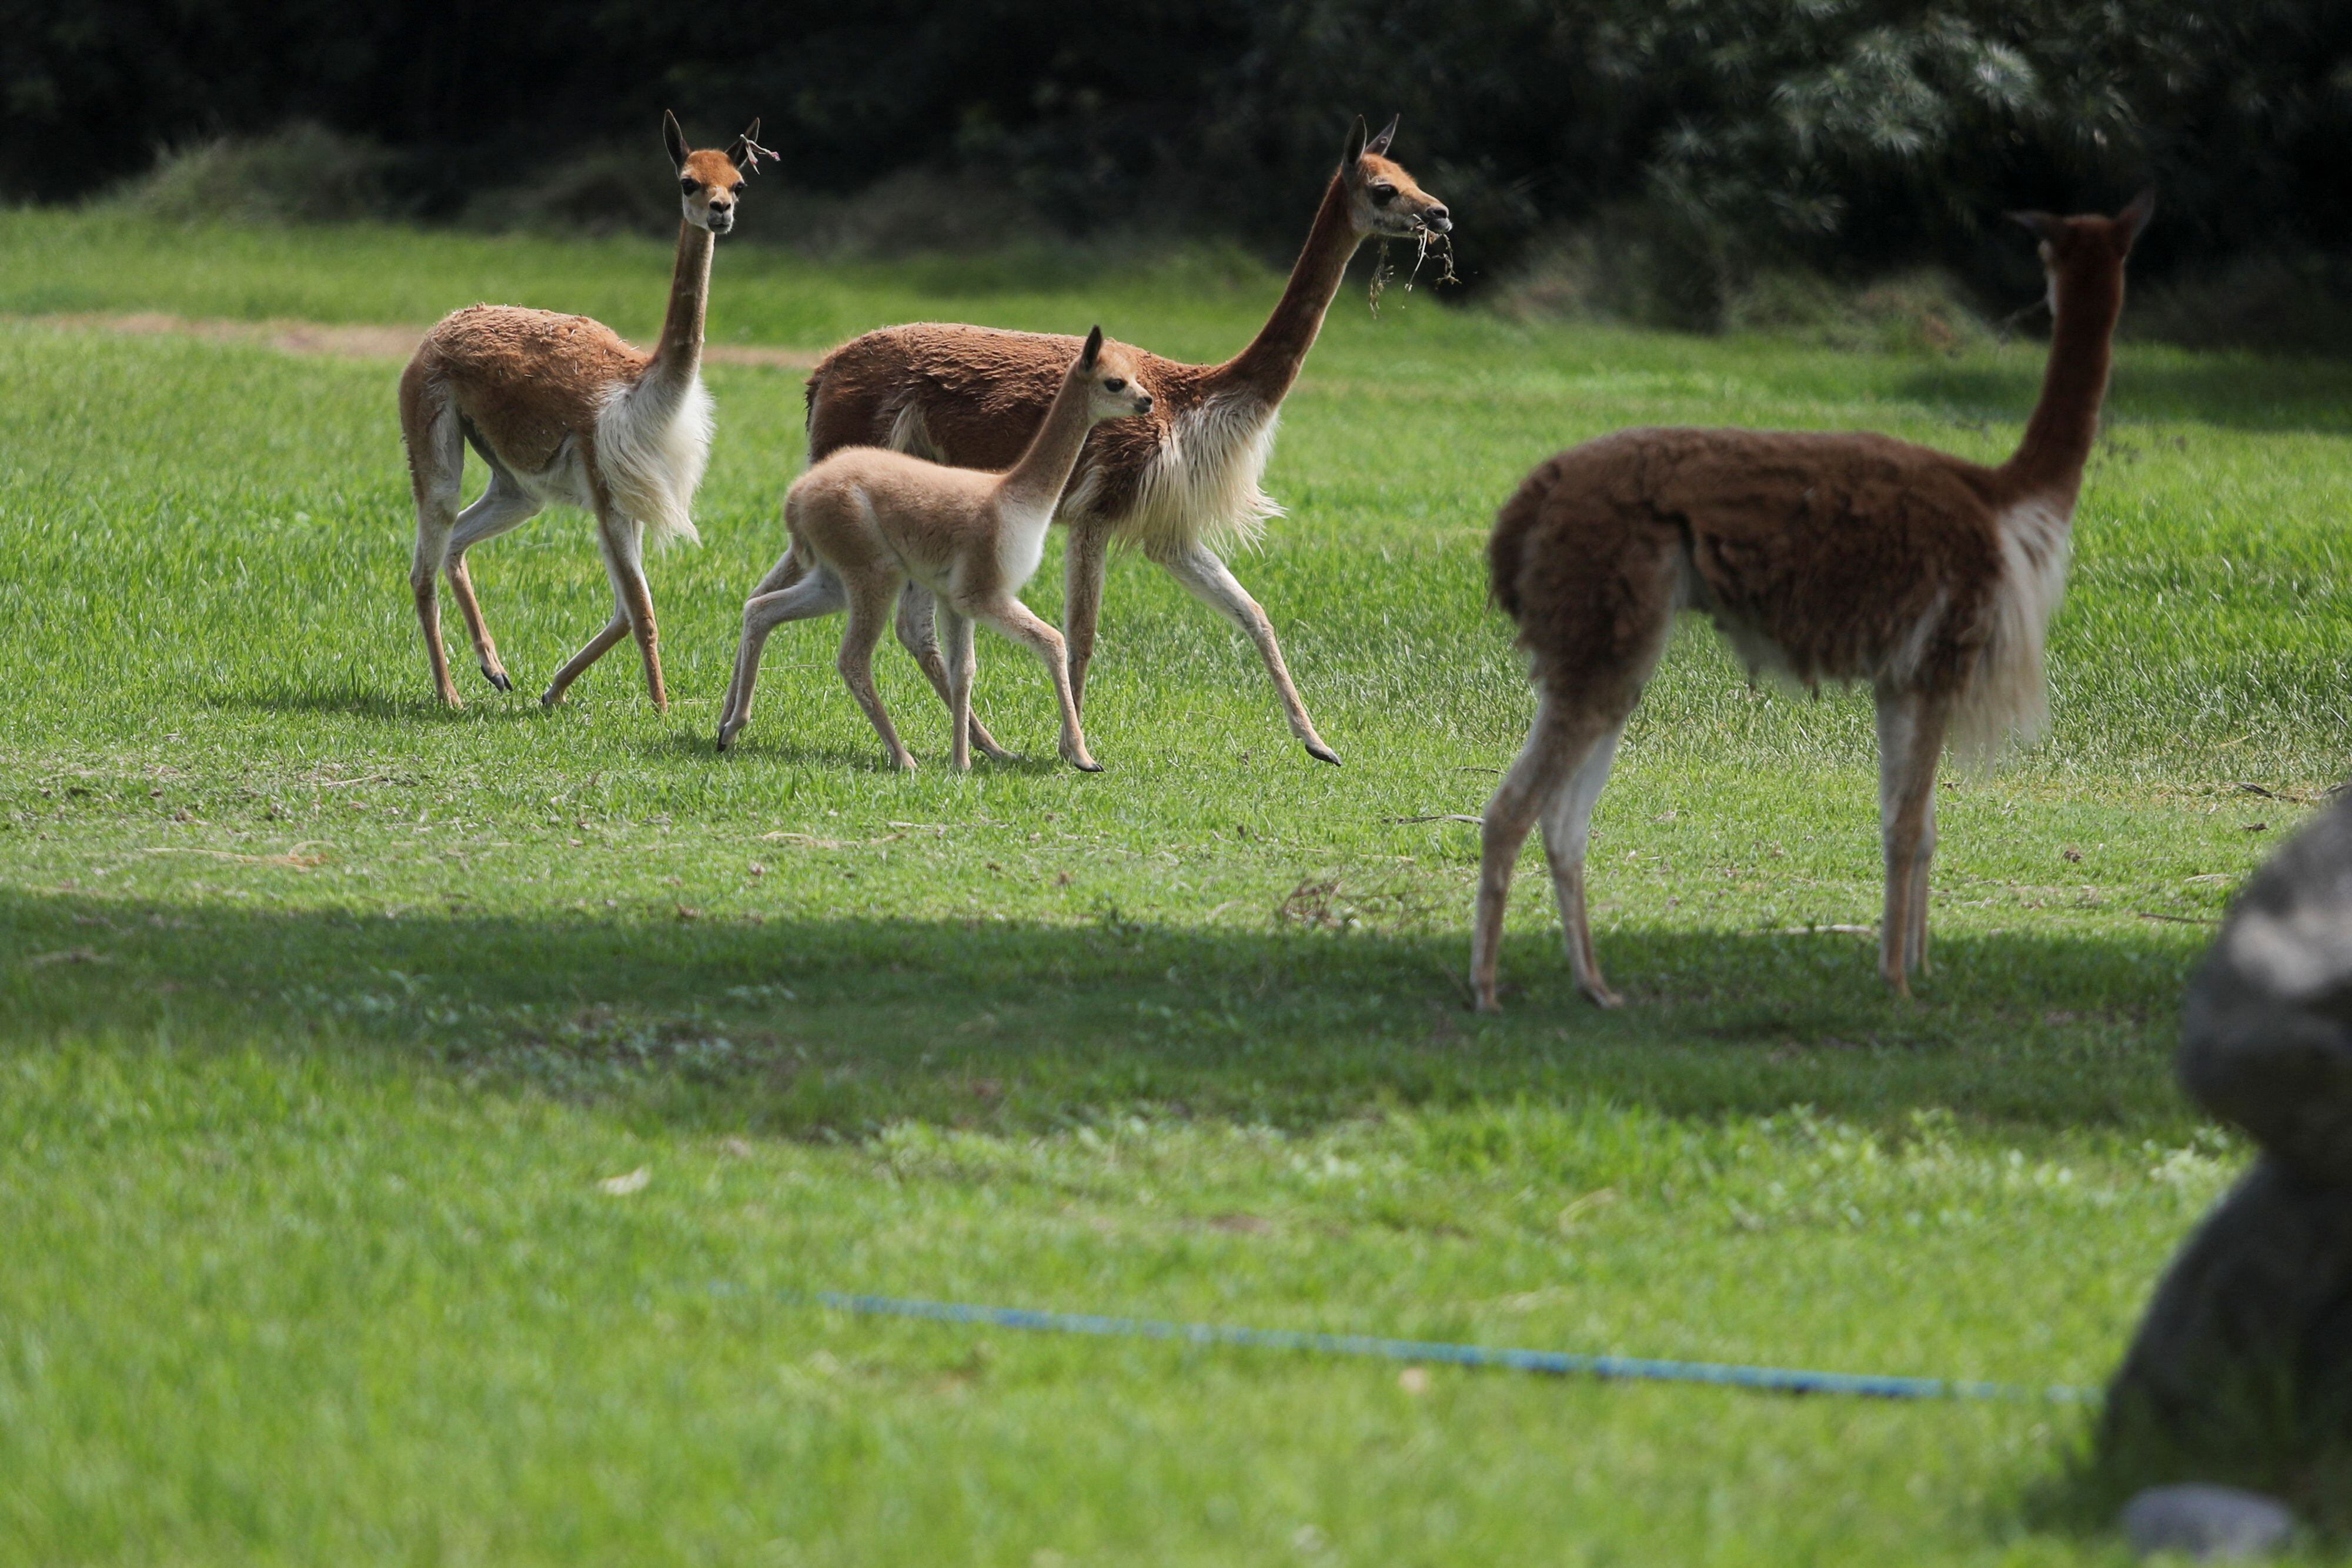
5;1;2350;307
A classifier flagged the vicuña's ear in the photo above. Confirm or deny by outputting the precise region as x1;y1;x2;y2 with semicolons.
663;111;690;169
1366;114;1398;156
2006;210;2064;245
1082;326;1102;368
1341;115;1368;172
2114;187;2156;251
727;118;763;170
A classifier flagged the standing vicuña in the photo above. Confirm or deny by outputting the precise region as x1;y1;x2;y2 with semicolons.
781;115;1448;767
397;112;765;710
1474;192;2153;1011
717;327;1155;771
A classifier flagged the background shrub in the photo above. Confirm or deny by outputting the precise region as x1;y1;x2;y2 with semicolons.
8;0;2348;345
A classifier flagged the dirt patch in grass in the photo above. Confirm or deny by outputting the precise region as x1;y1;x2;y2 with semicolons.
1;310;820;368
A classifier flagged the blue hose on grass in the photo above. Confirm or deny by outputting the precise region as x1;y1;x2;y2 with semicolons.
807;1291;2097;1404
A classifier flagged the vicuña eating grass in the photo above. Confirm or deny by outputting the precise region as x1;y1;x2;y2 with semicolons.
397;112;765;711
718;327;1155;771
1474;191;2155;1011
781;115;1449;767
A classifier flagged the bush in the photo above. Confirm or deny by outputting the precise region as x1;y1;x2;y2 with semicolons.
1491;210;1729;333
2130;254;2352;357
775;169;1051;258
1495;213;1994;353
107;124;397;225
1731;270;1994;355
457;145;679;238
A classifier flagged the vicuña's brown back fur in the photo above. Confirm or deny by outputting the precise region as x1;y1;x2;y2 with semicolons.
808;325;1242;555
780;115;1450;767
1491;428;2022;751
1473;192;2153;1014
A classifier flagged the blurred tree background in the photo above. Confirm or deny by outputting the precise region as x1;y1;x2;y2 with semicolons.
6;0;2348;339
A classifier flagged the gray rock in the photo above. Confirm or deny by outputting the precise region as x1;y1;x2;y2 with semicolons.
2099;788;2352;1507
2180;797;2352;1183
2104;1152;2352;1460
2120;1485;2297;1561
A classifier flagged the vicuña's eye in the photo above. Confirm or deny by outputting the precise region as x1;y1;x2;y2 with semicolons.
680;178;700;195
1370;185;1397;205
1104;377;1126;392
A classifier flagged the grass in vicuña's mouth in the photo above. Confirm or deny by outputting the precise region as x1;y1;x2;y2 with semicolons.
4;211;2350;1564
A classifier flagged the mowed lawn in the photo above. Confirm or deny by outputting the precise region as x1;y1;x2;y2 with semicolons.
4;210;2351;1564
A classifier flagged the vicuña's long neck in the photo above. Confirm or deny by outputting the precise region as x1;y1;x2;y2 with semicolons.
645;221;715;390
1206;176;1361;405
997;369;1096;514
2001;269;2124;507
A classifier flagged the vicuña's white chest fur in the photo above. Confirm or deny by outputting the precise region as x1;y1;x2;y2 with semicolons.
592;372;714;550
994;496;1057;590
1993;496;2073;644
1952;493;2077;757
1081;394;1284;553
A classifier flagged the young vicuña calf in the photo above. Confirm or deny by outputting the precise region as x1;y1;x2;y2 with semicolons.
717;327;1155;771
1474;192;2153;1011
398;112;764;710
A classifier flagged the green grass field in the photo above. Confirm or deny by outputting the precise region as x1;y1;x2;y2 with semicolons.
4;209;2350;1564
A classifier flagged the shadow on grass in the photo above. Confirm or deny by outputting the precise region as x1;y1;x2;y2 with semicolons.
0;883;2202;1139
664;729;1075;774
202;683;549;723
701;734;1090;775
667;730;888;770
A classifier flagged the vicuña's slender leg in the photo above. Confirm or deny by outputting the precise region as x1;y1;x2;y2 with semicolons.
543;613;627;706
1873;685;1953;996
1539;718;1631;1008
443;464;540;693
716;569;847;750
593;511;667;711
749;542;807;599
897;587;1013;761
1474;690;1622;1012
406;402;466;708
1062;523;1110;715
839;581;916;771
977;596;1100;773
1154;540;1338;765
1907;810;1936;976
546;510;653;708
939;605;977;773
543;520;644;707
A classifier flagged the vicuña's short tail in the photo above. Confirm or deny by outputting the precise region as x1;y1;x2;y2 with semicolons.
1487;457;1561;625
596;375;714;550
1950;500;2074;765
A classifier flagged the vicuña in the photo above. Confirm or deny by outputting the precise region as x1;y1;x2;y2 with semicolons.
1474;190;2154;1011
397;112;765;710
776;115;1448;767
717;327;1156;772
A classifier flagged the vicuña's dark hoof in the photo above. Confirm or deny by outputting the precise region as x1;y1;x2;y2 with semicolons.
483;668;513;693
1307;741;1342;765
